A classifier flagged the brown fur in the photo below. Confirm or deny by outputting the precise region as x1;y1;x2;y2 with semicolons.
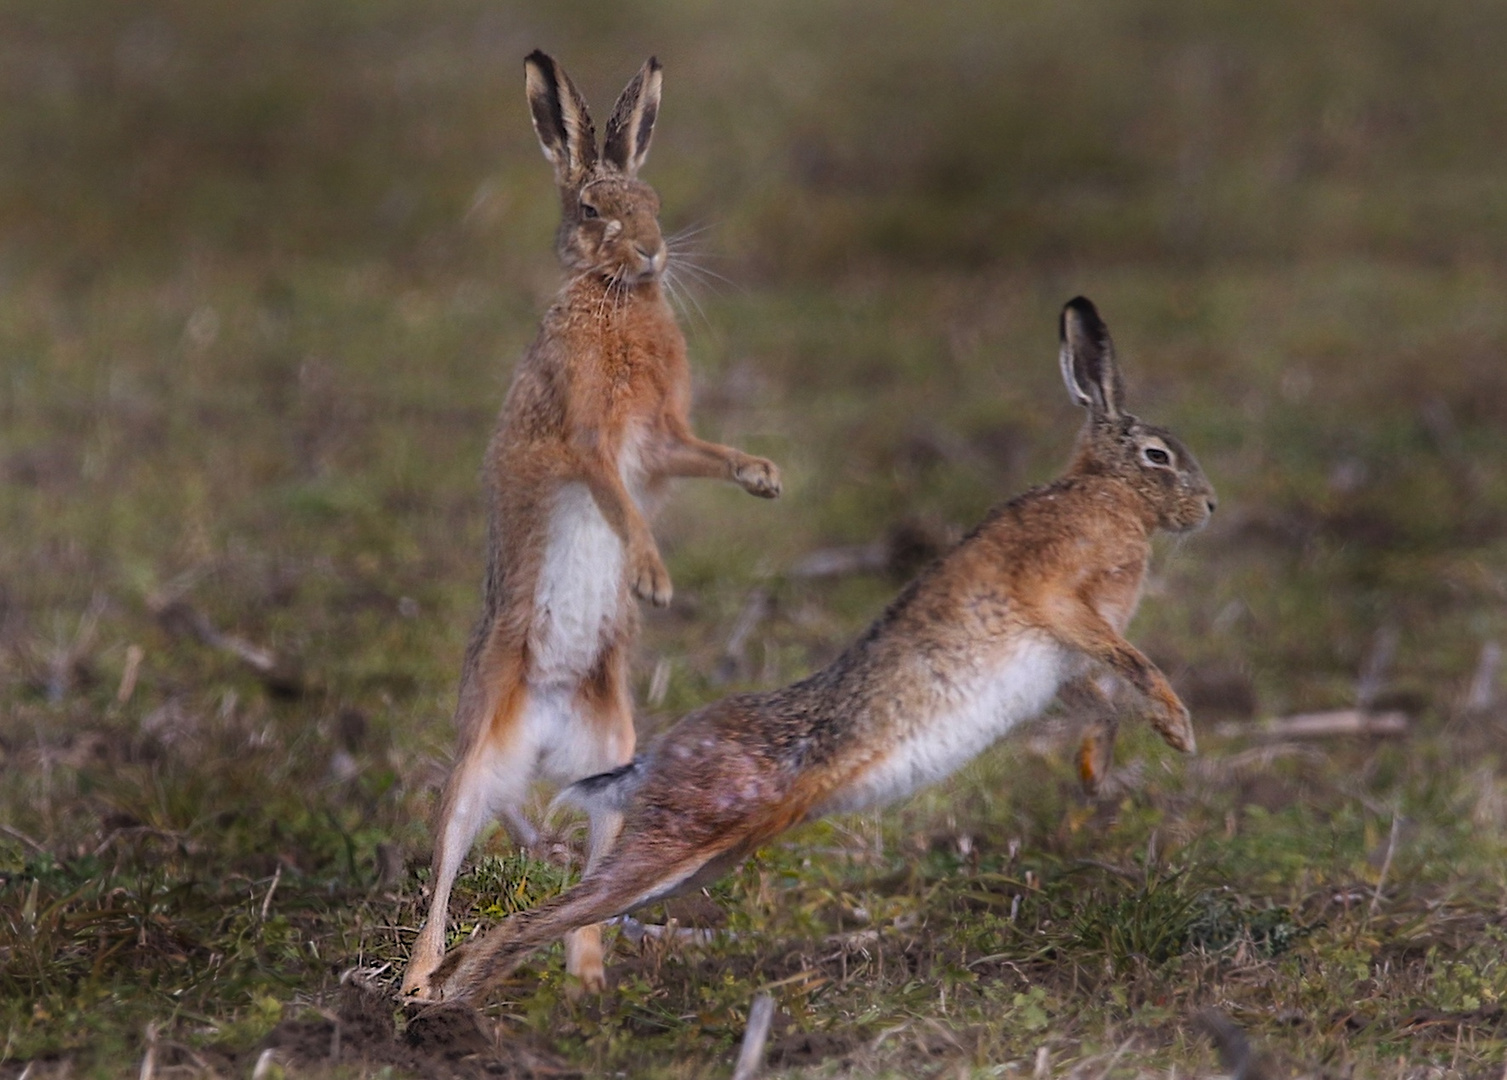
401;53;780;1000
428;296;1216;1004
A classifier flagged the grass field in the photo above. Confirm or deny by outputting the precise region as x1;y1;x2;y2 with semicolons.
4;1;1507;1076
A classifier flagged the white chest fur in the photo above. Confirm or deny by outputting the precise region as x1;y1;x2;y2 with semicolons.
527;431;646;688
824;634;1066;814
528;483;625;686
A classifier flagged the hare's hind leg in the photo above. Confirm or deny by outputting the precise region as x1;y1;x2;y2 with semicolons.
435;826;740;1003
552;647;635;994
1060;678;1120;796
403;670;540;1000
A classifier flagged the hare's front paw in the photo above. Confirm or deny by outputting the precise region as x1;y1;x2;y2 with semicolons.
1147;696;1196;754
631;547;673;607
733;456;782;499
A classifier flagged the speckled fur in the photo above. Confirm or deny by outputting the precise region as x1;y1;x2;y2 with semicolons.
429;297;1216;1004
401;52;781;1001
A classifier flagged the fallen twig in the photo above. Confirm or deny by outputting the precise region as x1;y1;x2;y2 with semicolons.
48;592;107;703
2;823;48;854
137;1021;158;1080
116;644;145;704
731;994;776;1080
713;588;772;685
260;863;283;921
151;597;304;697
1465;640;1501;712
608;914;723;947
251;1049;278;1080
790;542;888;580
1215;709;1408;741
1355;624;1398;709
790;518;956;582
1370;809;1402;915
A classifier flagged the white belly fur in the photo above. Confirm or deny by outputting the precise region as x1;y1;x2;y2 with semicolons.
825;634;1065;814
528;482;625;688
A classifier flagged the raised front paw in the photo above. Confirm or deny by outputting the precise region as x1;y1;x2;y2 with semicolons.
733;456;782;499
1147;693;1196;755
631;547;673;608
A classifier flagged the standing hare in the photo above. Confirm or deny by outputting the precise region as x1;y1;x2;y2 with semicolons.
427;297;1216;1003
401;52;782;1000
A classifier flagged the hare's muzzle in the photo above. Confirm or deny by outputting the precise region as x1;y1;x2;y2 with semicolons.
634;242;666;278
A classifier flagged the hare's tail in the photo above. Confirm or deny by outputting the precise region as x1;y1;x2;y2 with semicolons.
550;757;647;817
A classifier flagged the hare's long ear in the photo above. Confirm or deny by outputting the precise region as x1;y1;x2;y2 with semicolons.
525;50;598;188
602;57;662;177
1059;296;1125;420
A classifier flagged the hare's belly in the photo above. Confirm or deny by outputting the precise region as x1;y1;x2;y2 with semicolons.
825;635;1065;814
529;483;624;685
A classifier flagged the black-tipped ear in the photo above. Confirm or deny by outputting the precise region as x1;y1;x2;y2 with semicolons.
524;50;598;187
602;57;662;177
1059;296;1125;419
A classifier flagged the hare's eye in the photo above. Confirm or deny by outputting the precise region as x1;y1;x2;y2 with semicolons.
580;202;599;219
1143;446;1171;466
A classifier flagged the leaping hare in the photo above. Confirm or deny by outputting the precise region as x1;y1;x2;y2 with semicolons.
401;52;782;1000
429;296;1215;1003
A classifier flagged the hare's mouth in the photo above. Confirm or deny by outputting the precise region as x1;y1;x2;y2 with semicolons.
1178;498;1217;532
630;243;666;280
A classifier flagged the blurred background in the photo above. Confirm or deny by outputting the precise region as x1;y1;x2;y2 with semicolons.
4;0;1507;1074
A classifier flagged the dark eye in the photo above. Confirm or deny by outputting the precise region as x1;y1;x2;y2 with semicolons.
1144;446;1171;466
580;202;599;219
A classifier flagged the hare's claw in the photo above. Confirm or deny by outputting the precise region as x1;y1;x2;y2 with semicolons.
734;457;782;499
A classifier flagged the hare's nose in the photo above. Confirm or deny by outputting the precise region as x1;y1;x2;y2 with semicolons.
1205;496;1218;515
635;243;666;273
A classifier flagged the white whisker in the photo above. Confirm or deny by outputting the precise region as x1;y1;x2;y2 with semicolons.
663;266;713;333
669;256;741;295
666;220;720;246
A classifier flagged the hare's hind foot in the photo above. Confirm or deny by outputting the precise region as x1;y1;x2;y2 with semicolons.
1076;719;1118;797
399;939;445;1002
564;925;608;998
732;455;782;499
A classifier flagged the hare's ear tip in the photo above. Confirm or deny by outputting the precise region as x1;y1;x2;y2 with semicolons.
1060;296;1110;341
645;55;662;71
1062;296;1101;322
524;49;550;68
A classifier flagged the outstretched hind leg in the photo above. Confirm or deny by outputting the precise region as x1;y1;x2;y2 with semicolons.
435;827;738;1004
403;675;539;999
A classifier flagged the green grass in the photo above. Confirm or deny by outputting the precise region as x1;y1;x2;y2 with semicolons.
4;0;1507;1076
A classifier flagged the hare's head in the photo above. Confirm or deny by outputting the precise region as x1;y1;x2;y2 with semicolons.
524;51;667;284
1059;297;1217;533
